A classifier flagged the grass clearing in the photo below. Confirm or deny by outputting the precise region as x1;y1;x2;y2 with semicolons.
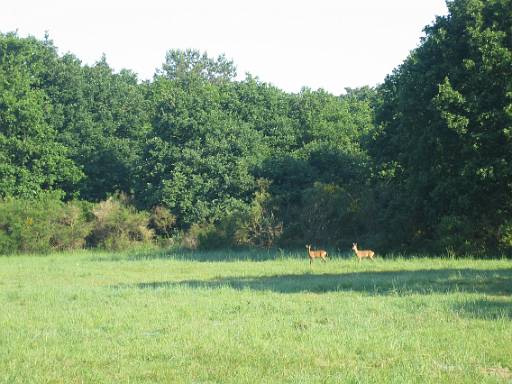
0;250;511;383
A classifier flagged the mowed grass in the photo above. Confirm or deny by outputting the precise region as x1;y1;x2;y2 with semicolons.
0;249;511;383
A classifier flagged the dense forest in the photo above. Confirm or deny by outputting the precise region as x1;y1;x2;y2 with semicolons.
0;0;511;256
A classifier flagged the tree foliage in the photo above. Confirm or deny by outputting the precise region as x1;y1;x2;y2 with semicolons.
372;0;512;253
0;33;82;198
1;0;511;256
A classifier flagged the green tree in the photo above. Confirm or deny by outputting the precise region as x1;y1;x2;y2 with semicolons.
137;69;266;225
0;33;82;198
253;88;377;247
372;0;512;253
159;49;236;82
46;56;150;201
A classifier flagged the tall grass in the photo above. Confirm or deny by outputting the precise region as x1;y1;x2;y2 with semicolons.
0;250;511;383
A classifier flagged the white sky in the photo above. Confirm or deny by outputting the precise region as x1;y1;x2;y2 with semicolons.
1;0;448;95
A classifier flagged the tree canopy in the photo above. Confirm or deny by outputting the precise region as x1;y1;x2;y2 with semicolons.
372;0;512;253
1;0;511;255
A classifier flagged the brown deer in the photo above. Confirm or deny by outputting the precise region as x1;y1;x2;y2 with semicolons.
352;243;375;261
305;244;328;265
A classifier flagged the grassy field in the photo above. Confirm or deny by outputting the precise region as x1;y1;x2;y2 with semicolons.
0;249;511;383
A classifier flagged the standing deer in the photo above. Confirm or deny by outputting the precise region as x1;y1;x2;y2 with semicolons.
352;243;375;261
305;244;328;265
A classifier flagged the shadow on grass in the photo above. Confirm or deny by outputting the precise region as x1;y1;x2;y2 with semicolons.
118;268;512;296
452;298;512;320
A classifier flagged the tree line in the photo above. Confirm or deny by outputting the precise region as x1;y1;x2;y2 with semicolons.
0;0;511;255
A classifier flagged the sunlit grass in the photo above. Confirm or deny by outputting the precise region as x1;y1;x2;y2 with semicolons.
0;250;511;383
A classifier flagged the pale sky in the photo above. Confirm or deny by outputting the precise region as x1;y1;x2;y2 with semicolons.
1;0;448;95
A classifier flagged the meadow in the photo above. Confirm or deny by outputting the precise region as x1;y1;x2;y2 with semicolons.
0;249;511;383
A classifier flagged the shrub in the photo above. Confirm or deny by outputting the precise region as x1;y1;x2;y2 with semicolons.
181;223;218;250
498;221;512;255
435;215;484;256
149;206;177;237
87;195;154;251
181;181;283;250
0;198;50;254
0;194;91;254
49;202;92;251
230;180;282;249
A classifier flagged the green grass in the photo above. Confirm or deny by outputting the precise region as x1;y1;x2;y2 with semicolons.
0;249;511;383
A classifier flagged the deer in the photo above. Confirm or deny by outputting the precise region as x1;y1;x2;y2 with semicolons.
305;244;328;265
352;243;375;261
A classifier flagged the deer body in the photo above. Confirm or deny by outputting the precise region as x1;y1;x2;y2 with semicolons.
352;243;375;261
305;244;328;265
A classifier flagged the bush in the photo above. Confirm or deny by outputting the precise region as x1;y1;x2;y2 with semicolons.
498;221;512;255
183;223;225;250
180;181;283;250
230;180;282;249
178;223;228;250
49;201;92;251
87;195;154;251
149;206;177;237
435;215;484;256
0;194;91;254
